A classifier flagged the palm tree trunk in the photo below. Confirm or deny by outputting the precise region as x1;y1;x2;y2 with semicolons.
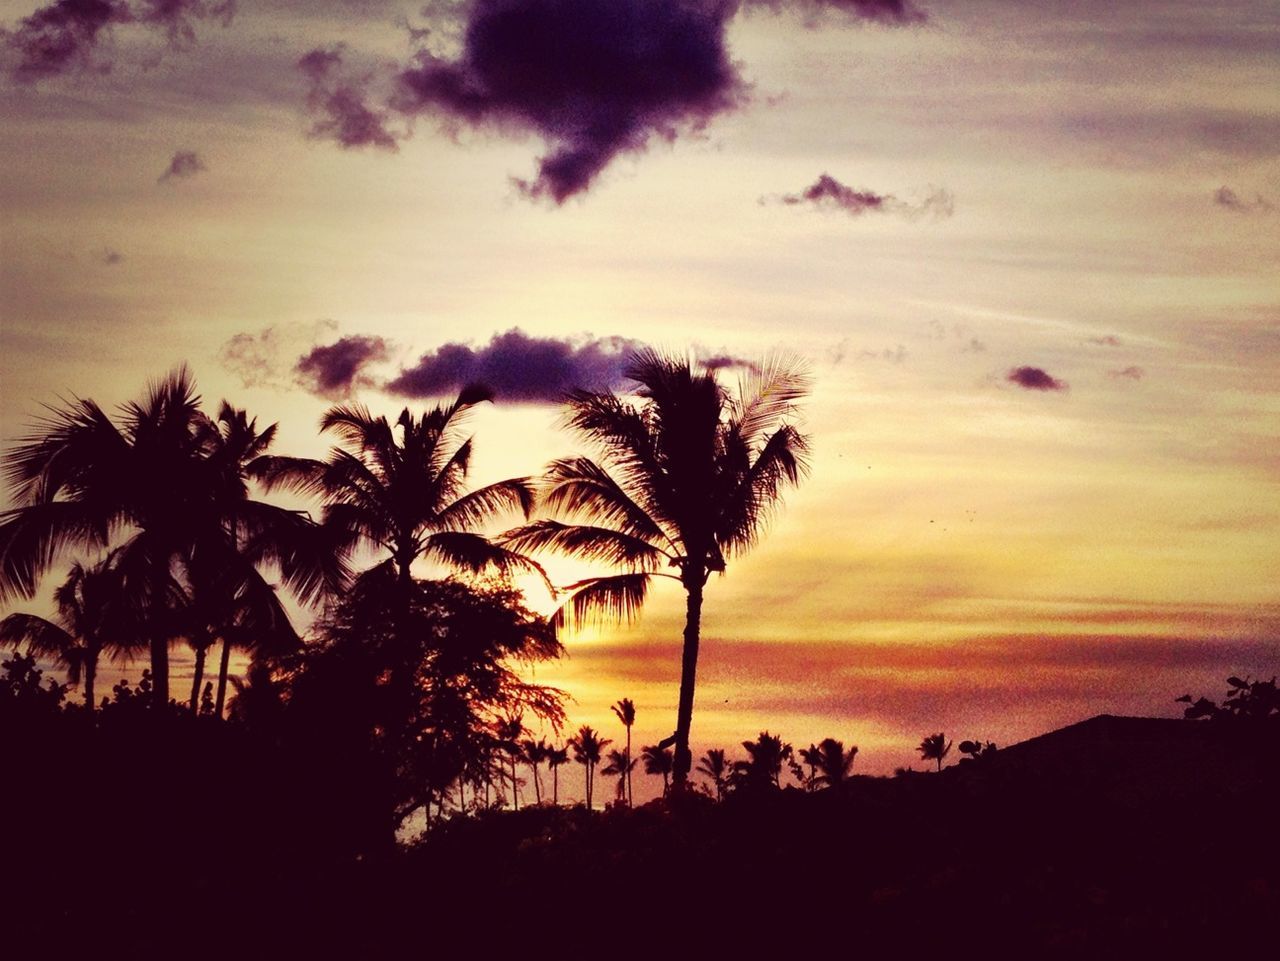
531;763;541;804
150;631;169;708
214;635;233;719
189;644;207;713
553;767;559;805
671;579;705;791
84;652;96;713
625;729;632;807
510;758;519;811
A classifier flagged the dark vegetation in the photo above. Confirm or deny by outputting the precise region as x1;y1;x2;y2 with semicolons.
2;357;1277;957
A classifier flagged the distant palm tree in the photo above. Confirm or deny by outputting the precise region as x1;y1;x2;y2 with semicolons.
505;351;810;790
522;737;551;805
797;743;822;791
568;725;611;810
601;748;638;804
496;715;525;810
641;743;675;798
546;744;570;806
0;555;140;711
611;697;637;806
918;732;952;772
696;748;731;801
812;738;858;788
734;731;793;790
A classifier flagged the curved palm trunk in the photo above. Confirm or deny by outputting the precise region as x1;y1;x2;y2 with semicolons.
189;644;207;713
625;729;633;807
530;762;542;804
552;766;559;805
214;635;233;719
671;580;705;791
586;763;593;810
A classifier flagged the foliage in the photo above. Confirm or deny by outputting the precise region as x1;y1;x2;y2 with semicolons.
918;733;952;772
1178;676;1280;722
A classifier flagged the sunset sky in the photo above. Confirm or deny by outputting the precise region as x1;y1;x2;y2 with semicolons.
1;0;1277;796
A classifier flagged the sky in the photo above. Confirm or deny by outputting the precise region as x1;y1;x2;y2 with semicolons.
1;0;1278;797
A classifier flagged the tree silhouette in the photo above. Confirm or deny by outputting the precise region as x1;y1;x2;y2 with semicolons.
812;738;858;788
797;743;822;791
496;715;525;810
696;748;731;801
0;555;141;712
958;739;997;762
546;743;569;806
611;697;637;806
918;732;952;772
601;748;638;804
568;725;610;810
641;743;675;798
522;737;551;805
505;351;810;789
734;731;793;790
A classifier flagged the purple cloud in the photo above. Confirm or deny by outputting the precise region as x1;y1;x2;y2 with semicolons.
1007;366;1068;392
157;149;206;182
298;45;398;151
1214;186;1274;213
387;328;645;403
768;174;954;220
136;0;235;45
744;0;926;25
294;334;391;400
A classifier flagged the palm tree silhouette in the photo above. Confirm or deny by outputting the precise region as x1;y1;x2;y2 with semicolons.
0;555;140;711
0;370;337;706
568;725;610;810
797;743;822;791
546;743;569;806
812;738;858;788
601;748;637;805
505;351;810;789
641;743;675;798
735;731;793;790
522;737;551;805
496;715;525;810
696;748;731;801
611;697;637;806
917;732;952;772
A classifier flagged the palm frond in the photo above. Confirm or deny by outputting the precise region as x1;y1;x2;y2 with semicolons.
0;502;115;602
0;612;75;656
421;532;552;590
550;573;650;634
541;457;671;545
435;478;535;532
502;519;669;571
715;424;810;558
731;354;813;447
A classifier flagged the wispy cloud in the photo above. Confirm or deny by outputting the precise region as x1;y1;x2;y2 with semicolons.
157;149;206;182
298;45;399;151
1213;185;1274;213
765;174;954;220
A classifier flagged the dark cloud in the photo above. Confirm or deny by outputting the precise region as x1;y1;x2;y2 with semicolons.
387;328;645;402
299;45;398;151
1213;185;1274;213
294;335;392;399
1007;366;1068;392
1109;365;1145;381
768;174;954;220
1;0;235;83
157;149;206;182
219;320;339;390
744;0;926;26
702;353;760;374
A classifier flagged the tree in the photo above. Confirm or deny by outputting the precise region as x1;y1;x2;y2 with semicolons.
522;737;551;805
496;715;525;810
0;370;337;707
505;351;810;790
0;555;140;712
611;697;637;806
1178;676;1280;722
641;743;674;798
546;743;569;806
918;733;952;772
957;739;997;762
812;738;858;788
568;725;610;810
733;731;793;790
601;748;637;804
797;744;822;791
696;748;731;801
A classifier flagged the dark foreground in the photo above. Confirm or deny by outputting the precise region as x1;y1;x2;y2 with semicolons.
5;711;1277;959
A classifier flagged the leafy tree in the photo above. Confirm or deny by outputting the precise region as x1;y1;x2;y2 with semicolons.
505;351;810;789
601;748;638;804
812;738;858;788
641;743;675;797
611;697;637;806
957;739;997;762
733;731;793;791
568;725;610;810
696;748;731;801
1178;676;1280;722
918;732;952;772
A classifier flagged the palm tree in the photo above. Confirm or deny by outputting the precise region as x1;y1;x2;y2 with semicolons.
812;738;858;788
0;556;139;711
641;743;674;798
917;732;952;772
568;725;610;810
546;744;569;805
734;731;793;790
505;351;810;790
797;744;821;791
0;370;337;707
601;748;637;805
522;737;551;805
696;748;731;801
611;697;637;806
496;715;525;810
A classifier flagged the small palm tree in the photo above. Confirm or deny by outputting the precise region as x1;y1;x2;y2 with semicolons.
611;697;637;806
797;743;822;791
522;737;551;805
641;743;675;798
601;748;638;804
568;725;611;810
546;743;570;805
696;748;731;801
917;732;952;772
812;738;858;788
734;731;793;790
496;715;525;809
505;352;810;790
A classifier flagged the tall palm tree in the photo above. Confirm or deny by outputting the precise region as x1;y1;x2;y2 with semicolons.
812;738;858;788
546;744;569;805
522;737;551;805
601;748;637;805
696;748;731;801
0;370;337;707
611;697;637;806
641;743;674;798
496;715;525;810
917;732;952;772
505;351;810;789
0;555;139;711
568;725;610;810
